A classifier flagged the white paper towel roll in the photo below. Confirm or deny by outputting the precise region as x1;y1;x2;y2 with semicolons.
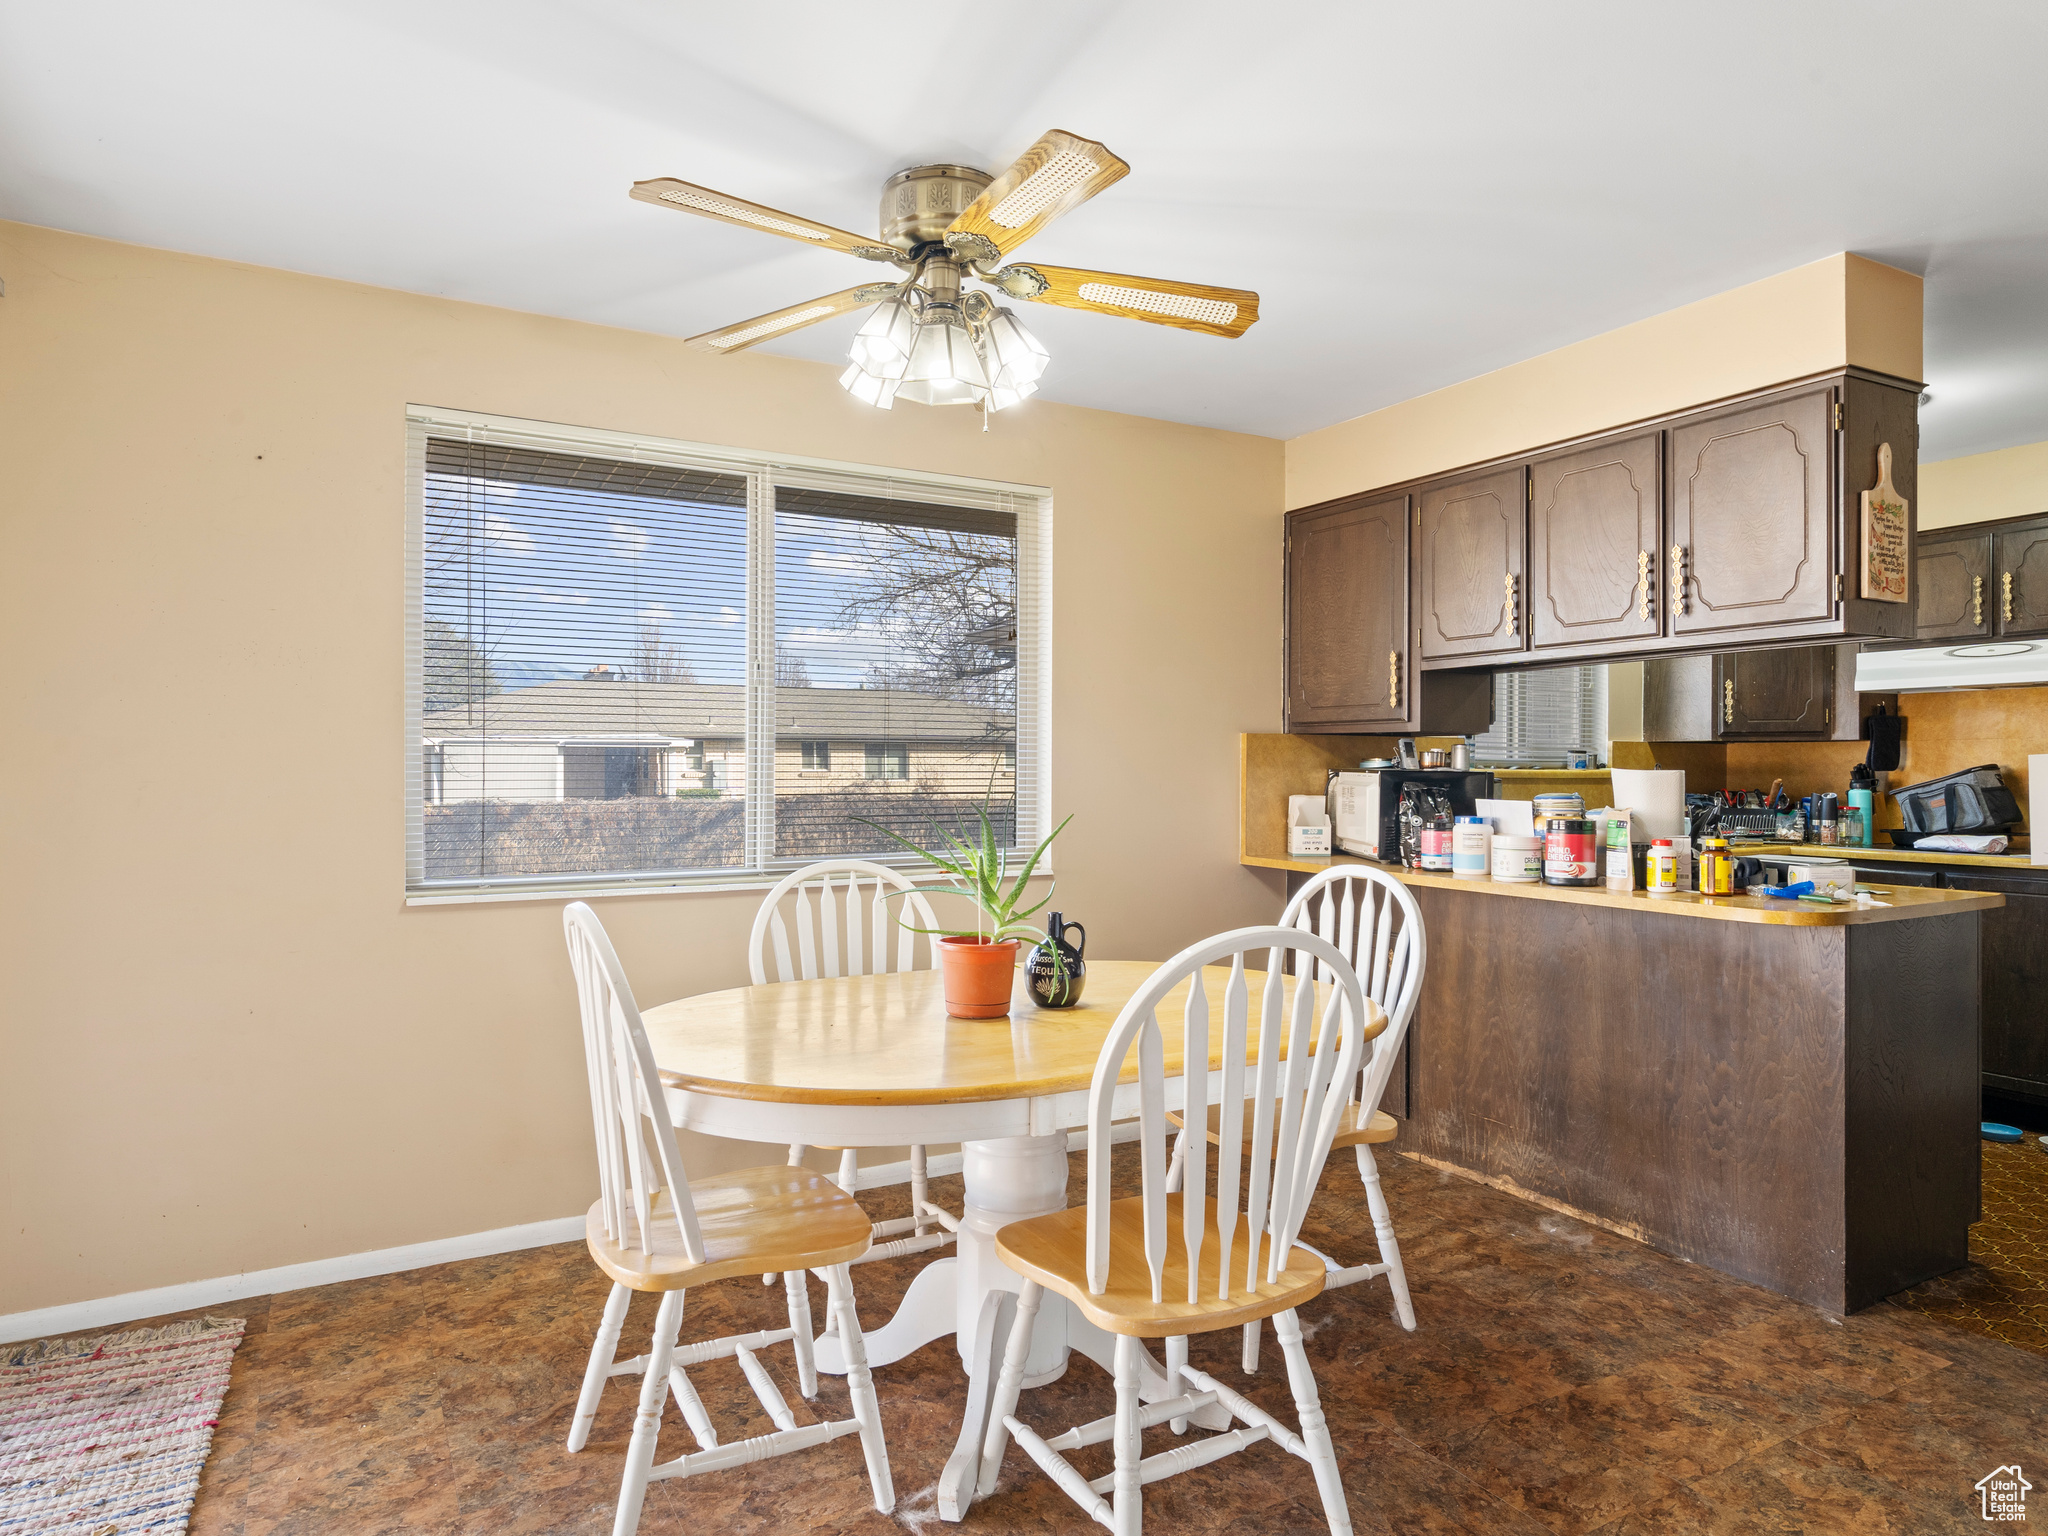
1611;768;1687;842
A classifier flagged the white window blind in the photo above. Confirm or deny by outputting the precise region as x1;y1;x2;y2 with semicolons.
404;410;1050;899
1471;665;1608;767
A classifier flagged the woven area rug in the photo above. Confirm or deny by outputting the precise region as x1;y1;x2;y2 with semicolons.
0;1317;244;1535
1891;1139;2048;1354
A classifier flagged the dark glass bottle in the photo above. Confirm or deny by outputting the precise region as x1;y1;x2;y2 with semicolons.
1025;912;1087;1009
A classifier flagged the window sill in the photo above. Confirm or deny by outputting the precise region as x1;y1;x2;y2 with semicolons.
405;857;1049;907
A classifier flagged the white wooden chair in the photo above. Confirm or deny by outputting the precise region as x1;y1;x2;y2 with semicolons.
562;902;895;1535
1168;865;1424;1349
974;926;1372;1536
749;860;956;1266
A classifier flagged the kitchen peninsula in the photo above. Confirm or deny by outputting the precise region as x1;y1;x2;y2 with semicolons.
1242;733;2003;1312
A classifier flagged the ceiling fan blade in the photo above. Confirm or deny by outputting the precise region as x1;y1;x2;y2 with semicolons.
992;264;1260;339
944;130;1129;257
632;178;901;263
685;284;899;355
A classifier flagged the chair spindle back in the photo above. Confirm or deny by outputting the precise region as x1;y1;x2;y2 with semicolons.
749;860;942;985
564;901;704;1266
1281;867;1426;1131
1084;926;1368;1305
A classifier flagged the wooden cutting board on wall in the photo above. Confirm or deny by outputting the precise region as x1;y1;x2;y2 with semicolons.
1861;441;1910;603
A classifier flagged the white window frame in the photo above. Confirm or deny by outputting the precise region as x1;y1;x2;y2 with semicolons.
403;406;1052;904
1471;665;1609;768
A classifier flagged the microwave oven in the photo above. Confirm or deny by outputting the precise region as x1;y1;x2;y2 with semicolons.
1327;768;1498;862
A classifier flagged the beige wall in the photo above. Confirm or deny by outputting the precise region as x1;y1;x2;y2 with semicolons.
0;220;1285;1314
1921;438;2048;529
1285;253;1924;510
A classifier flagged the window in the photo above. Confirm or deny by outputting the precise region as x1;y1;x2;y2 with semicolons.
1471;665;1608;767
405;409;1048;899
863;743;909;781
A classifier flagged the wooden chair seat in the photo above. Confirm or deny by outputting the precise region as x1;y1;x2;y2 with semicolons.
585;1165;873;1291
1168;1100;1398;1149
995;1193;1326;1338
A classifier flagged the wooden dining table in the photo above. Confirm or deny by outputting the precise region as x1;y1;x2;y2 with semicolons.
639;959;1384;1521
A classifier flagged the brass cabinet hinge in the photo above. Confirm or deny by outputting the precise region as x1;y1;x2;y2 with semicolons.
1833;401;1843;431
1835;573;1844;599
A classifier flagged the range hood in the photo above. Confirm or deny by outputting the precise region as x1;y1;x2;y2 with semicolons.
1855;639;2048;692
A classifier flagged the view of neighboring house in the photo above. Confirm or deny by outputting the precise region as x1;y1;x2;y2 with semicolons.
421;668;1015;805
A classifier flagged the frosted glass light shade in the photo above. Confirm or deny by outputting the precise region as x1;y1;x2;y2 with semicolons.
983;308;1050;396
893;313;991;407
848;296;917;379
838;362;900;409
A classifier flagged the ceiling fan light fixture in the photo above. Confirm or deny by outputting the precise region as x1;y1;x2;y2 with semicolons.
838;362;900;410
983;307;1050;396
847;293;919;377
891;312;992;408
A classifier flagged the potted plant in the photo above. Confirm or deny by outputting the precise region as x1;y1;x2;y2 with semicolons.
859;805;1072;1019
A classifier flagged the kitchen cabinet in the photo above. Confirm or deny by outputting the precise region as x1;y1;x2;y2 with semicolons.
1995;521;2048;637
1529;431;1661;651
1942;871;2048;1102
1418;465;1527;661
1642;642;1886;741
1284;492;1493;734
1913;527;1992;640
1714;646;1834;736
1667;384;1835;638
1287;493;1410;729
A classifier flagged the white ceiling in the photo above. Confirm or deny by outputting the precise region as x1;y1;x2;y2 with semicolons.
3;1;2045;459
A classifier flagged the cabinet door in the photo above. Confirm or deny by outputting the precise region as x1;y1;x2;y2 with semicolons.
1418;466;1526;661
1995;521;2048;636
1942;873;2048;1100
1914;530;1992;640
1286;494;1410;728
1529;432;1661;650
1668;384;1835;636
1713;646;1834;737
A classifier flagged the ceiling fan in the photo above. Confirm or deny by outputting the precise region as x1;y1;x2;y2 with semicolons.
631;129;1260;414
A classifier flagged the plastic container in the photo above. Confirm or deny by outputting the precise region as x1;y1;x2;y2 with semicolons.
1491;834;1542;883
1647;838;1679;894
1531;792;1585;838
1419;808;1454;871
1451;816;1491;878
1543;818;1600;887
1699;835;1734;896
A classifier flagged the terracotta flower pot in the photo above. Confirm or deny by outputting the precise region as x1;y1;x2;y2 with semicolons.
938;936;1020;1019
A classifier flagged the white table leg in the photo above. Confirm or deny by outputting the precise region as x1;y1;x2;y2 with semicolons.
809;1256;958;1374
953;1134;1074;1386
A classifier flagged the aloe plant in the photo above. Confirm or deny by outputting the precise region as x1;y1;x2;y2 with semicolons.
857;805;1073;974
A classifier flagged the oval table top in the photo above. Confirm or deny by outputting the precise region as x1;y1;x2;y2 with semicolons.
640;961;1386;1107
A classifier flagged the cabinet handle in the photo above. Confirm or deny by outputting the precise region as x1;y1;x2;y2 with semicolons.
1974;574;1984;627
1637;549;1653;621
2004;570;2015;624
1671;544;1688;617
1724;678;1735;726
1504;572;1519;635
1388;650;1400;710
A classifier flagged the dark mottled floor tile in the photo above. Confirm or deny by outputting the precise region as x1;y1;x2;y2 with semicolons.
153;1142;2048;1536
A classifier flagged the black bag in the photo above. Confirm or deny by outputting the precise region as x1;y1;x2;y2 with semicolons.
1892;764;2024;837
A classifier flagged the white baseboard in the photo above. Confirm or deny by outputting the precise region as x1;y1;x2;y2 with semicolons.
2;1122;1143;1346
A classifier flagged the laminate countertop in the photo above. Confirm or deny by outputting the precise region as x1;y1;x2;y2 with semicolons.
1242;853;2004;926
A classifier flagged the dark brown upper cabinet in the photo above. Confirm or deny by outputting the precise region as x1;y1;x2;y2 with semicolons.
1996;521;2048;637
1668;383;1835;638
1528;432;1661;652
1286;493;1411;729
1913;526;1993;640
1713;646;1834;737
1418;465;1527;662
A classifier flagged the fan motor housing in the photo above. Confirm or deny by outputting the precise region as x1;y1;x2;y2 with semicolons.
880;164;992;250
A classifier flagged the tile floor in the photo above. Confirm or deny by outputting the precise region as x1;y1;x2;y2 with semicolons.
94;1146;2048;1533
